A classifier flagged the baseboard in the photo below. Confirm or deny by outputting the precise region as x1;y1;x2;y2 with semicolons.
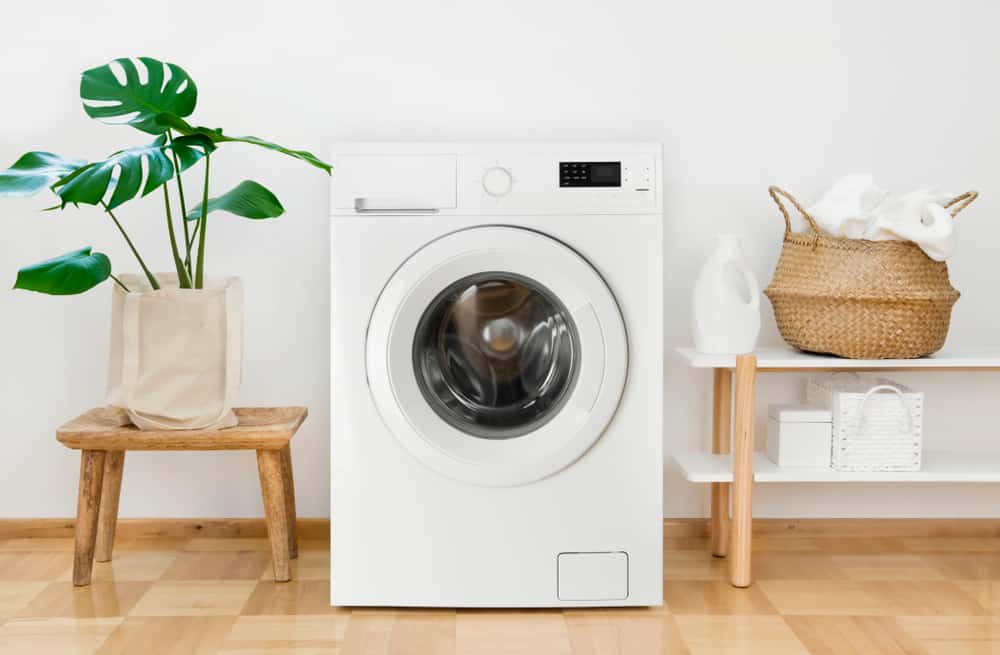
0;518;331;540
664;518;1000;539
1;517;998;541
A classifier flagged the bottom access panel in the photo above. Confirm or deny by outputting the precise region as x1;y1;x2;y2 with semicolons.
557;551;629;601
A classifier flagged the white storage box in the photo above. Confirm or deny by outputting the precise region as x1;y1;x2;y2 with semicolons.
766;405;833;468
806;374;923;472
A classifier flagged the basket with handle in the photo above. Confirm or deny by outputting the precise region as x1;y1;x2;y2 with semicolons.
763;186;977;359
807;375;924;471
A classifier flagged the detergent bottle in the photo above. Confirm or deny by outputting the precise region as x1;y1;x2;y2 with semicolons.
692;234;761;354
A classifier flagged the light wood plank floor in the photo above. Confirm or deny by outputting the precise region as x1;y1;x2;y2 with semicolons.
2;533;1000;653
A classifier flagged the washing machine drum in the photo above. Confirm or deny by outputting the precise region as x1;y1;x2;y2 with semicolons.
414;272;580;440
366;226;627;487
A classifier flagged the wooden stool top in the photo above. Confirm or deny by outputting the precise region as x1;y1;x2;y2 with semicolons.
57;406;308;451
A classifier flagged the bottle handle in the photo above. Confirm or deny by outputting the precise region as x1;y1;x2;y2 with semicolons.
734;260;761;311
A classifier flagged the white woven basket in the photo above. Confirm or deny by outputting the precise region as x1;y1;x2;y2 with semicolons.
806;374;923;472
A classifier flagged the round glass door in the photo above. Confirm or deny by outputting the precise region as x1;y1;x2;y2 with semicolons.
413;273;580;440
366;226;627;487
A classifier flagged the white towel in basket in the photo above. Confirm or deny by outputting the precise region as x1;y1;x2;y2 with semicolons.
805;175;957;261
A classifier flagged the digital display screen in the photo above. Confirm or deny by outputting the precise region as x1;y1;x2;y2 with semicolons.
560;162;621;187
589;163;619;184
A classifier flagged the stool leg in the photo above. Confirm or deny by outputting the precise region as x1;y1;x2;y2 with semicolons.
279;445;299;559
73;450;106;586
96;451;125;562
257;449;291;582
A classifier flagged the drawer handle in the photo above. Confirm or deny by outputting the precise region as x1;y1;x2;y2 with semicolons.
354;198;440;213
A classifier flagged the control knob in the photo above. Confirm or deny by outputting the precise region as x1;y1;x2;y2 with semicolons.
482;166;513;197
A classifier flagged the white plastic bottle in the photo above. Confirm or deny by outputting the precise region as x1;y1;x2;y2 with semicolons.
692;234;761;354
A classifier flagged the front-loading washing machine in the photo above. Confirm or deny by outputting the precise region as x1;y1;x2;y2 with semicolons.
330;142;663;607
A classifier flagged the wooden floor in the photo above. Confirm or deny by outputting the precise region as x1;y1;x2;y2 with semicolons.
2;532;1000;653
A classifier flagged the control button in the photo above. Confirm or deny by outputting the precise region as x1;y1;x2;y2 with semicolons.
482;166;513;197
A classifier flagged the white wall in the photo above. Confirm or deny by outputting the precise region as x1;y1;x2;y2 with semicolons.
2;0;1000;519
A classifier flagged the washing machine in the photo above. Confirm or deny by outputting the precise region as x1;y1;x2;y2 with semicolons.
329;142;663;607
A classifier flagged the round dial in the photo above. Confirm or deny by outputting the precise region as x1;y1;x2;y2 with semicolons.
482;166;513;197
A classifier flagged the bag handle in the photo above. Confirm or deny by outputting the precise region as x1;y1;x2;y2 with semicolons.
943;190;978;218
855;384;912;434
768;186;823;237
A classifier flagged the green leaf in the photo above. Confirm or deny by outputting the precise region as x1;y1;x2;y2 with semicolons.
80;57;198;135
186;180;284;221
0;152;87;197
52;135;212;209
221;135;331;174
13;247;111;295
170;133;217;170
156;115;331;174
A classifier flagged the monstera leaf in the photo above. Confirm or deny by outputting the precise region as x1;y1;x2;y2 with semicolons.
0;152;87;197
52;135;215;209
170;134;217;170
81;57;197;135
186;180;284;221
79;57;329;173
13;247;111;295
218;134;330;173
156;116;331;174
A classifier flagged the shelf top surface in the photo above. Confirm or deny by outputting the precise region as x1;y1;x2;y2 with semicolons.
673;451;1000;483
673;346;1000;370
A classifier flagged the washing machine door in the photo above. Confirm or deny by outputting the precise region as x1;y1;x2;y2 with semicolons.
366;226;627;486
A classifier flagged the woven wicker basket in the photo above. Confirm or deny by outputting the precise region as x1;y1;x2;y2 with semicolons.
764;186;978;359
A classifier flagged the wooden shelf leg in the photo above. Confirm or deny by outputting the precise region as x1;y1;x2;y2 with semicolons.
257;449;291;582
729;354;757;588
73;450;106;586
710;368;733;558
280;444;299;560
95;451;125;563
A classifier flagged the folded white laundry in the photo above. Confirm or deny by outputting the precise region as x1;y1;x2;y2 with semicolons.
805;174;886;238
862;189;956;261
805;175;957;261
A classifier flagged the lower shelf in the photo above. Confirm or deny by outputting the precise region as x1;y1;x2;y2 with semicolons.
673;451;1000;483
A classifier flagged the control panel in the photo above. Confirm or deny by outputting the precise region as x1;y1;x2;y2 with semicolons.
466;152;657;213
330;144;661;215
560;162;622;188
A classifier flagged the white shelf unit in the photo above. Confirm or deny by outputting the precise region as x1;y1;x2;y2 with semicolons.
674;345;1000;587
674;346;1000;370
673;451;1000;484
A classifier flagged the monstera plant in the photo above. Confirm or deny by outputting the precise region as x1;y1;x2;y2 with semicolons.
0;57;330;294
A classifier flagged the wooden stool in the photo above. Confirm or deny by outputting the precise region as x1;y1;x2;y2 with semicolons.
57;406;308;586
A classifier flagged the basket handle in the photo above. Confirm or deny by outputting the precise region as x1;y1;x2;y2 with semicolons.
855;384;912;434
768;186;823;236
943;190;978;218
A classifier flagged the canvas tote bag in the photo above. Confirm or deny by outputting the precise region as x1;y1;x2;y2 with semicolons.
106;273;243;430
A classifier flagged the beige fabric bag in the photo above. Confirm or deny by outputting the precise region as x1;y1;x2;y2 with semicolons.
106;273;243;430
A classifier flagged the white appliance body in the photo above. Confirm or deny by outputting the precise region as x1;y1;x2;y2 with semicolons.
330;142;663;607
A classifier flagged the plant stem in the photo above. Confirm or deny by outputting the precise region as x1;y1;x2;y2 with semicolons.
100;201;160;290
163;184;192;289
186;215;198;252
194;153;211;289
109;274;131;292
167;130;193;276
